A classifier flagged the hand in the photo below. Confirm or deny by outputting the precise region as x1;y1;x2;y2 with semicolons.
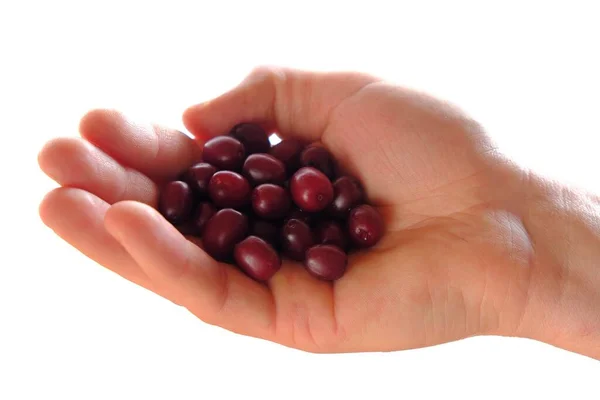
38;67;600;356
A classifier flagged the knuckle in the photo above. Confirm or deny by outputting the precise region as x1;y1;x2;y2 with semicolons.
248;65;288;82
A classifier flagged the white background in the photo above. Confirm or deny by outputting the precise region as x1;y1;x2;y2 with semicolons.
1;1;599;399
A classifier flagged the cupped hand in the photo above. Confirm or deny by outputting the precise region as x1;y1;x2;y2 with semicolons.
38;67;534;353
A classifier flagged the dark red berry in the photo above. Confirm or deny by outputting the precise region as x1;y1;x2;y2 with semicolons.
202;136;245;171
329;176;364;219
251;184;291;219
182;162;217;197
242;154;287;186
208;171;251;209
281;218;314;261
229;123;270;155
269;139;304;173
158;125;382;281
159;181;193;224
202;208;248;261
304;245;347;281
315;220;348;250
300;145;335;179
192;202;216;236
250;219;279;248
287;207;316;226
234;236;281;282
290;167;334;212
348;205;384;248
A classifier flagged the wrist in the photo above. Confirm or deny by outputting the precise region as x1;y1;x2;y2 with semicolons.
516;171;600;358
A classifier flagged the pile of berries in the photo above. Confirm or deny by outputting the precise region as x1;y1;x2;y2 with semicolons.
158;123;384;282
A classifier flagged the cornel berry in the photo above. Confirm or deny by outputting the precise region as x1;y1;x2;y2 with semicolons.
287;207;316;226
281;218;314;261
250;219;279;248
202;136;245;171
202;208;249;261
329;176;364;219
230;123;270;155
348;204;384;248
243;154;287;186
182;162;217;197
192;202;216;235
305;245;347;281
252;184;291;219
290;167;334;212
300;145;335;179
208;171;251;209
157;122;384;282
234;236;281;282
269;139;304;173
159;181;193;224
315;220;348;250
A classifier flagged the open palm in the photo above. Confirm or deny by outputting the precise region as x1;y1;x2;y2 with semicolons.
39;67;532;353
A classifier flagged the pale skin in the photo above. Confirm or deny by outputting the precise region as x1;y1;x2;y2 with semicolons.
38;67;600;359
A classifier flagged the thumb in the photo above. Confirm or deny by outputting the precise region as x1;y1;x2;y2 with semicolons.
182;66;378;143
